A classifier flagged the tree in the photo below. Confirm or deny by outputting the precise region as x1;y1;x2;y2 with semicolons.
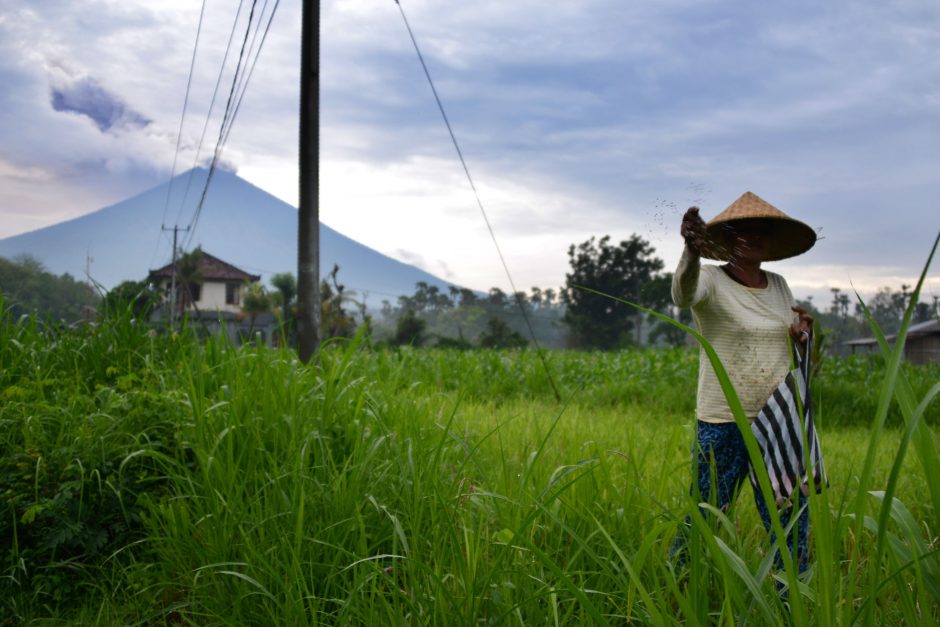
454;287;479;308
376;281;567;349
393;309;426;346
486;288;509;311
543;288;557;307
320;264;358;340
529;287;543;309
829;287;851;320
267;265;360;344
270;272;297;315
397;282;453;314
866;286;909;335
914;301;932;323
240;282;271;337
641;273;691;346
478;316;527;349
103;280;160;320
562;234;664;349
174;247;205;315
0;254;99;321
270;272;298;344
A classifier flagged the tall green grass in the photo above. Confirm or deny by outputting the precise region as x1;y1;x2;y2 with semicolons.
579;230;939;625
1;229;939;626
342;344;938;427
0;301;199;612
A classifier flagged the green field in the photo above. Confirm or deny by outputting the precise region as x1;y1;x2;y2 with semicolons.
2;306;939;625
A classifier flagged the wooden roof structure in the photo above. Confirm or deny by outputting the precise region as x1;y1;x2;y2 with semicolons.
845;319;940;346
846;319;940;364
148;251;260;283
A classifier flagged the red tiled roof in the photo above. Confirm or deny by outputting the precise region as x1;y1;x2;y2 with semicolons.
149;251;260;282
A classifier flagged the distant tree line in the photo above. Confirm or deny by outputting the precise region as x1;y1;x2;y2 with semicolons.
372;282;565;349
2;241;936;355
370;234;689;350
0;254;98;321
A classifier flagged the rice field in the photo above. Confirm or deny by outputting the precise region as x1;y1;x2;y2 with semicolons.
2;295;938;625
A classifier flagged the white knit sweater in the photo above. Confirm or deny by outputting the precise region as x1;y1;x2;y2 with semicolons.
672;248;798;423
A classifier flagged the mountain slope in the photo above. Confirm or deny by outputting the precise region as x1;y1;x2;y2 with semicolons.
0;168;455;306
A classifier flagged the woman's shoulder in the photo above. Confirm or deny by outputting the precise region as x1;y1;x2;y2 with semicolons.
764;269;794;295
763;269;789;285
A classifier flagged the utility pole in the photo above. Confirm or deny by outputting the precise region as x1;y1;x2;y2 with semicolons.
163;224;190;330
297;0;320;362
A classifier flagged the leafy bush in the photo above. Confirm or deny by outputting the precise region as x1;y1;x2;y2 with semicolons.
0;298;186;613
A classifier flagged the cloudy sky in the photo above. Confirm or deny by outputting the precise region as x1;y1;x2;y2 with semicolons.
1;0;938;306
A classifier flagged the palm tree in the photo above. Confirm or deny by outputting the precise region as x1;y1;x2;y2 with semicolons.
174;247;205;315
241;281;272;339
270;272;297;337
320;264;359;340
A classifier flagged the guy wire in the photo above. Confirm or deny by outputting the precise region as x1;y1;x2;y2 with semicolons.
393;0;562;402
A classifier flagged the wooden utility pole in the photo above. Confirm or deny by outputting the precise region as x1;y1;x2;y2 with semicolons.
297;0;320;362
163;224;190;330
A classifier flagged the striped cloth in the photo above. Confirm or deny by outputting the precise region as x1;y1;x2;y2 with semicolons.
749;330;827;507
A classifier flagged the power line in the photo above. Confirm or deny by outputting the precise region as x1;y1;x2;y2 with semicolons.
162;0;208;229
222;0;281;148
207;0;258;158
393;0;562;401
174;0;250;230
183;0;260;248
150;0;209;272
150;0;246;269
183;0;282;251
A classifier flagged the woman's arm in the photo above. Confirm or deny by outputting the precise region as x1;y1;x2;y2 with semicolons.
672;207;708;308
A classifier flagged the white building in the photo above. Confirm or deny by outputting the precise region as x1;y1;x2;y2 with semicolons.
148;250;277;345
149;250;259;314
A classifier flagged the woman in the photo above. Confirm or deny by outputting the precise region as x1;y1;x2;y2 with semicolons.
670;191;815;571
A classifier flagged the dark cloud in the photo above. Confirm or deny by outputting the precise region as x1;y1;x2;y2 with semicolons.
50;77;151;132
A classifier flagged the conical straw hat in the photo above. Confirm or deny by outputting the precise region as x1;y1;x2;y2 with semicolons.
700;191;817;261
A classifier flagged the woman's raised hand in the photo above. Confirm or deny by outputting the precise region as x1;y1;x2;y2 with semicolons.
681;207;706;255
